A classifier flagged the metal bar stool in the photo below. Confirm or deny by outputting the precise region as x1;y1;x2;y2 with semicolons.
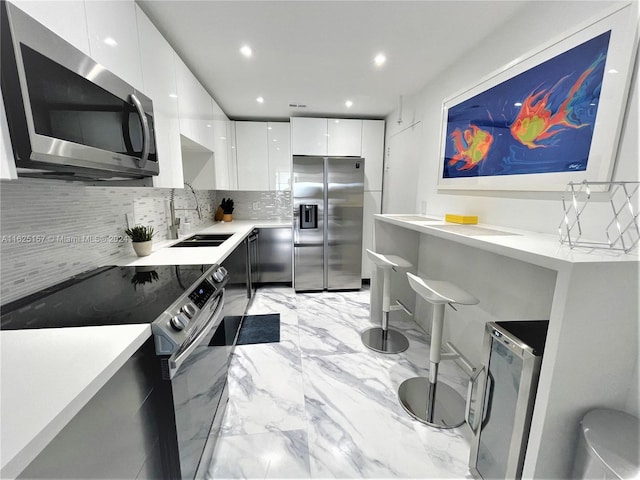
398;272;479;428
362;249;413;354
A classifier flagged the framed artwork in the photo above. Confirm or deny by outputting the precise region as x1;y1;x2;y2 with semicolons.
437;3;638;191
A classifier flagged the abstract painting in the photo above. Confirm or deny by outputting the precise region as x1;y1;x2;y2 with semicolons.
437;3;637;191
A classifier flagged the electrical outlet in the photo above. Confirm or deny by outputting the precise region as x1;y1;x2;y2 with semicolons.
252;202;260;211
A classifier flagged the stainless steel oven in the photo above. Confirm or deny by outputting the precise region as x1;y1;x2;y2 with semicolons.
152;265;234;480
1;263;235;479
1;2;159;181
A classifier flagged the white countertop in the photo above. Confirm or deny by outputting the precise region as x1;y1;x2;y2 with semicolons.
375;214;638;270
115;219;291;267
1;218;291;478
0;325;151;479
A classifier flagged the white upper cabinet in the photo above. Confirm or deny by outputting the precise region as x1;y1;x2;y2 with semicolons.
267;122;291;191
9;0;90;55
291;117;366;157
175;56;215;152
327;119;362;156
235;121;269;191
361;120;385;191
136;5;183;188
291;117;328;155
234;121;290;191
85;0;143;91
1;90;17;180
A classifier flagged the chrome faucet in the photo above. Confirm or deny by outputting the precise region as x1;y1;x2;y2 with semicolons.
169;183;202;239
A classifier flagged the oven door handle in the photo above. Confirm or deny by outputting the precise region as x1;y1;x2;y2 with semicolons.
168;294;225;379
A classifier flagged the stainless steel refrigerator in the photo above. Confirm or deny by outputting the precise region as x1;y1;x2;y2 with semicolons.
293;156;364;291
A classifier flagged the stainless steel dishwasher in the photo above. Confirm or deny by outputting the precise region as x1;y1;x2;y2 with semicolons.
467;320;549;479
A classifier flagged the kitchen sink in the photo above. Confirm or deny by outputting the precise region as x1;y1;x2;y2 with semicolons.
170;233;234;248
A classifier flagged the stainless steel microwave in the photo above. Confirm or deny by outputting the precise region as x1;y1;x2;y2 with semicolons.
1;2;159;181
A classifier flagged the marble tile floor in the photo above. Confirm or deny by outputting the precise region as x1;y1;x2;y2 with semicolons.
208;286;473;479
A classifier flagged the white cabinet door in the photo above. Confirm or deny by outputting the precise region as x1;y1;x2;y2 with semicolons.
9;0;90;55
267;122;291;191
228;121;238;190
212;119;230;190
361;191;382;279
136;6;183;188
175;56;215;151
85;0;143;90
236;121;269;190
291;117;327;155
1;90;17;180
361;120;385;191
328;119;362;156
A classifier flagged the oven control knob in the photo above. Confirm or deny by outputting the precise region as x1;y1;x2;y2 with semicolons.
213;266;227;283
170;314;189;331
181;304;196;319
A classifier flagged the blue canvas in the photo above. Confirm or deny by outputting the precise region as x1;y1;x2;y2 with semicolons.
443;31;611;179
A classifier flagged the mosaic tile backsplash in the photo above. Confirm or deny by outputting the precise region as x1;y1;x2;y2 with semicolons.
0;179;291;305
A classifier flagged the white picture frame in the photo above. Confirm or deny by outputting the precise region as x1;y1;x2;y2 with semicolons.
437;3;638;192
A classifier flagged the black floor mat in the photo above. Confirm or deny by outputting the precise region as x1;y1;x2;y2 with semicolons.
236;313;280;345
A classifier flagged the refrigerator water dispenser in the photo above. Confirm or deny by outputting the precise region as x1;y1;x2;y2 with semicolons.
300;204;318;229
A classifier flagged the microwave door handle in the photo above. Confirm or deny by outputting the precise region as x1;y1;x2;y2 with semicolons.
129;93;150;165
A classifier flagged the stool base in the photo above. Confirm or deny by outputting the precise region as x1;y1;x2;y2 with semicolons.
361;327;409;354
398;377;465;429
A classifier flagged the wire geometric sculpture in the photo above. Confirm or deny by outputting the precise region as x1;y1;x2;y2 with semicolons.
559;181;640;253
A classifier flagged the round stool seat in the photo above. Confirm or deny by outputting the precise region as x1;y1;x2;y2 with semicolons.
366;250;412;270
406;273;479;306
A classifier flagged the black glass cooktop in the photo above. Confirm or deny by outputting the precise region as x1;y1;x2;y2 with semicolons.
0;264;214;330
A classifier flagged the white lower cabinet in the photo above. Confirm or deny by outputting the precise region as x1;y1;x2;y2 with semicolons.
362;190;382;279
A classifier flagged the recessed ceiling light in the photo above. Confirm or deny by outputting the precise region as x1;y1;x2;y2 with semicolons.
374;53;386;66
256;97;264;103
169;93;178;99
608;68;619;74
104;37;118;47
345;100;353;108
514;102;522;107
240;45;253;57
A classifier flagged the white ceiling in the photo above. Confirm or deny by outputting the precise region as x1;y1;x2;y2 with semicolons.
137;0;530;121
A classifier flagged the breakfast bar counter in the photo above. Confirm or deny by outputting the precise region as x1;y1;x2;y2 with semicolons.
372;214;638;479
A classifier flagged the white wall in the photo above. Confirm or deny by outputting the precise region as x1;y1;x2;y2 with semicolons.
384;1;638;235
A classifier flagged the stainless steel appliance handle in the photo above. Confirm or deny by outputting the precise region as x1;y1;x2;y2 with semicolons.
168;294;224;378
129;93;150;165
465;366;485;433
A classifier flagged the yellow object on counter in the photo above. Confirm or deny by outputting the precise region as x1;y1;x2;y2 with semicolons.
445;214;478;224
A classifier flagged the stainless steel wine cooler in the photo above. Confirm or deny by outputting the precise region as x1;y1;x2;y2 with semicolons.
467;320;549;479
